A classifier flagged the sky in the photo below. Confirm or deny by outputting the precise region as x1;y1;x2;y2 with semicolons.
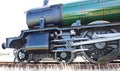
0;0;81;49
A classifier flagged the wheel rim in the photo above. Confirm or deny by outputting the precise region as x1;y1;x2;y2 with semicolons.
81;29;120;63
16;48;30;63
55;51;74;64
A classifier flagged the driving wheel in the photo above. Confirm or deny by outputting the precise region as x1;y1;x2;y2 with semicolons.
81;28;120;64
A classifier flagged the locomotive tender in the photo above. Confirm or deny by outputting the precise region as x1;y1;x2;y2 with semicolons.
2;0;120;64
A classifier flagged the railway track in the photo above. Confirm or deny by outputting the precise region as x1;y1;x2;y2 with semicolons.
0;61;120;66
0;61;120;71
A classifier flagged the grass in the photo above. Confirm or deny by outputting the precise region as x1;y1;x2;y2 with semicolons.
0;63;120;71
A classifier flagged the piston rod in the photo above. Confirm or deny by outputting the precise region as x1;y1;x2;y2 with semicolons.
97;33;120;38
53;33;120;47
73;35;120;46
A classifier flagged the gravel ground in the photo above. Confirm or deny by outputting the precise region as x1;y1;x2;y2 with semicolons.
0;63;120;71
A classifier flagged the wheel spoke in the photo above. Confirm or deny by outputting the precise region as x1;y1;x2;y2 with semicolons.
81;29;120;63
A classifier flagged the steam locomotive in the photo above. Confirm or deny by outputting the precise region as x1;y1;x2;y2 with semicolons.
2;0;120;64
